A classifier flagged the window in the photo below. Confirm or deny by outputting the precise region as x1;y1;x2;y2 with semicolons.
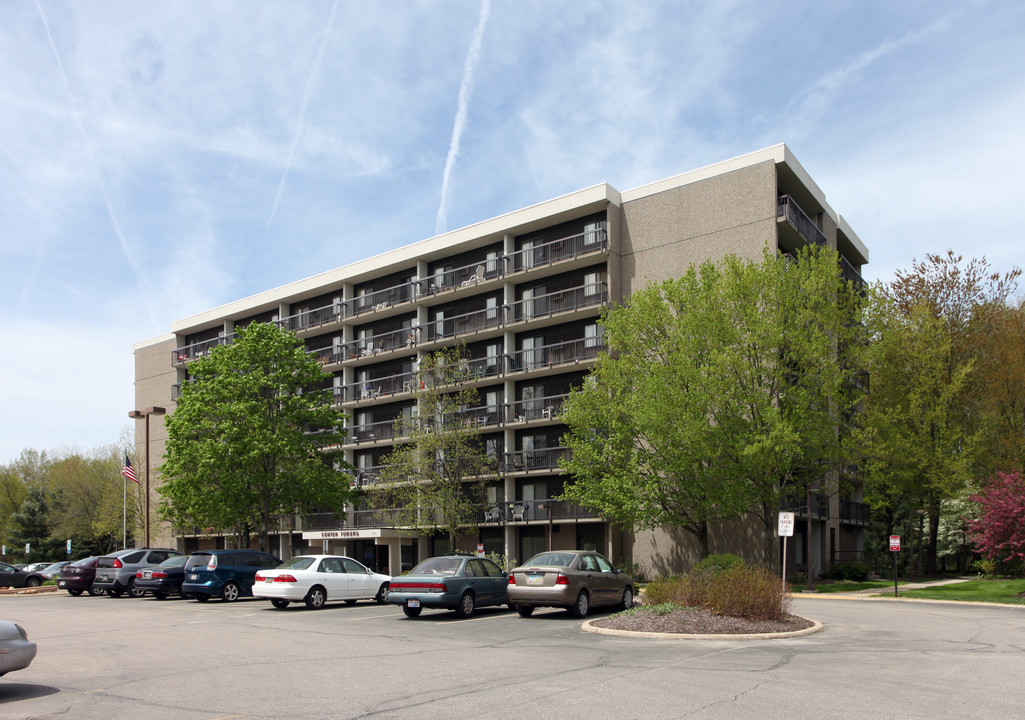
486;251;500;276
523;336;545;370
595;555;613;573
585;323;604;349
343;558;365;574
583;221;601;247
584;271;602;297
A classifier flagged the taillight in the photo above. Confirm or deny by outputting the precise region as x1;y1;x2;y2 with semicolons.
206;556;218;571
508;574;517;585
274;575;297;583
153;571;167;579
255;573;265;582
135;571;143;578
555;572;569;585
113;559;123;569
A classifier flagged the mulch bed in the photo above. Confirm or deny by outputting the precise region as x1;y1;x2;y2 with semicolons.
591;606;814;635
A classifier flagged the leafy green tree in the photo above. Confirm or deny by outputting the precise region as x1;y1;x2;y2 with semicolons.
11;485;62;562
159;322;353;552
561;246;864;564
856;252;1020;573
368;347;495;547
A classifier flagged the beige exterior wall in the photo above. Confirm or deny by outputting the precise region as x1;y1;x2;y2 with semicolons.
618;161;777;294
132;335;178;549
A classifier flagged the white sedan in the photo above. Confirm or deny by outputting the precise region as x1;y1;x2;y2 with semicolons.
253;555;391;610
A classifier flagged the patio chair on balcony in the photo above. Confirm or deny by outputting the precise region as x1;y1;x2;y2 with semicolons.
484;506;502;523
511;504;525;522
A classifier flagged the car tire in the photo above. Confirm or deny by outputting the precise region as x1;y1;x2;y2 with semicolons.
108;589;123;598
375;583;389;604
67;588;83;597
305;586;326;609
88;585;104;597
516;604;535;617
153;591;167;600
455;591;475;619
195;594;209;602
271;599;290;609
127;579;146;599
25;577;41;588
569;590;590;618
403;605;422;618
619;586;634;611
220;581;241;602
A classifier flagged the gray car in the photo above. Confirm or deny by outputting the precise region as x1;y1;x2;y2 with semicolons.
93;548;182;598
0;620;36;677
507;550;634;618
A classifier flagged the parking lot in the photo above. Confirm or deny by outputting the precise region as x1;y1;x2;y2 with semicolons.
2;592;1025;719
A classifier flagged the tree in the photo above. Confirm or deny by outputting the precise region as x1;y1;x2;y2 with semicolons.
857;252;1020;573
10;485;62;562
561;246;865;565
969;472;1025;567
367;347;496;548
159;322;353;552
976;297;1025;474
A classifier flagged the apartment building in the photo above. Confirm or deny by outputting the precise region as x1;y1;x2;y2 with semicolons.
132;143;869;579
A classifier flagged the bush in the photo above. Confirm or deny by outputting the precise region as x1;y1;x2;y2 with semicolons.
642;576;687;606
822;561;869;582
614;557;647;583
643;560;789;620
791;572;808;587
692;553;746;577
973;558;998;578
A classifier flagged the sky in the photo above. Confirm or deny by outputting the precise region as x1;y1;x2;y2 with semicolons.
1;0;1024;465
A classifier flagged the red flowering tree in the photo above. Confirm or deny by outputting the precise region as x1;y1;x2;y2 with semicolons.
969;472;1025;563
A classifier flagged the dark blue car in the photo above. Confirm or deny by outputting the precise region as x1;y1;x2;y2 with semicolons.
181;550;281;602
386;554;510;618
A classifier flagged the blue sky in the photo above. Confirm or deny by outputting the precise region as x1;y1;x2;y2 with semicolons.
2;0;1023;464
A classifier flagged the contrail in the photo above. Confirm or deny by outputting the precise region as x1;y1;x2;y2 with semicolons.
435;0;491;236
34;0;158;325
264;0;340;241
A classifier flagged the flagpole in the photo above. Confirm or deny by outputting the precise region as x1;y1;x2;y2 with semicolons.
123;464;127;550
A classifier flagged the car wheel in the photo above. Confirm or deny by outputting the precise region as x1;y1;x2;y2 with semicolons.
375;583;389;604
153;591;167;600
88;585;104;597
619;586;634;611
67;588;83;597
271;599;290;609
455;591;475;619
194;594;209;602
305;586;326;609
516;604;535;617
220;581;241;602
403;605;422;618
569;590;590;618
25;577;41;588
108;589;123;598
127;580;146;598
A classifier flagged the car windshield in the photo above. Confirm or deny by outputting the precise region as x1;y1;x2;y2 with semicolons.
277;557;316;570
160;556;189;568
523;552;577;568
410;557;463;576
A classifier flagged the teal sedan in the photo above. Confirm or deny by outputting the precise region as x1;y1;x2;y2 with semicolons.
387;554;510;618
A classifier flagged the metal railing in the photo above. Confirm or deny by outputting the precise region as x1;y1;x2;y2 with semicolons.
505;337;603;373
502;446;570;472
507;393;569;422
172;333;235;364
839;500;870;525
506;225;608;273
777;195;827;248
507;282;608;323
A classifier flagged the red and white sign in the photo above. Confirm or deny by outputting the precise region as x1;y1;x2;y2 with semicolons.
777;512;795;537
889;535;901;552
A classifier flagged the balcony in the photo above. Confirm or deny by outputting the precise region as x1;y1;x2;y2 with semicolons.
507;282;608;325
840;255;865;288
506;225;608;274
479;498;600;524
777;195;827;249
782;492;829;520
352;280;418;316
839;500;870;525
341;369;420;404
172;333;235;365
342;326;420;360
424;305;503;343
505;337;603;373
507;393;568;423
284;302;348;334
502;446;570;473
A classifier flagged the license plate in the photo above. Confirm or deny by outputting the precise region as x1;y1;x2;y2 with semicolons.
265;577;274;583
58;581;65;587
527;574;543;585
407;599;420;608
189;574;199;580
143;571;152;579
99;575;108;582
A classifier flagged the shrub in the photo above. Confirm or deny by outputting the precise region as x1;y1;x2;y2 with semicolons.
791;572;808;587
702;564;790;620
973;558;997;578
692;553;746;577
642;576;687;606
822;561;869;582
614;557;647;583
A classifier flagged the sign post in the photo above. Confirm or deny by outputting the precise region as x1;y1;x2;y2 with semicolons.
778;512;795;610
889;535;901;597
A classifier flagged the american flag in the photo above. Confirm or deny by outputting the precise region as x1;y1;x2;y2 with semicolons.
121;454;138;484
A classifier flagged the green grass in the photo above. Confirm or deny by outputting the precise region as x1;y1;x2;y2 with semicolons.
896;578;1025;605
803;580;902;593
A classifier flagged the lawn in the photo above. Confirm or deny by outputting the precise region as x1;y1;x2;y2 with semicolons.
802;580;902;594
895;578;1025;605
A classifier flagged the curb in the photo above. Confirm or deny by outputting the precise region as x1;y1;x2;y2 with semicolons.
0;585;60;596
581;617;824;640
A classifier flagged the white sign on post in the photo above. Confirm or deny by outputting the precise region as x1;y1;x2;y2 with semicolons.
778;512;795;537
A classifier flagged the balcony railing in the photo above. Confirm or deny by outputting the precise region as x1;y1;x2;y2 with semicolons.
507;393;568;422
284;302;348;333
353;281;418;315
777;195;827;248
505;337;603;373
506;225;608;273
839;500;870;525
840;255;865;288
425;306;503;343
508;282;608;324
502;446;570;472
172;333;235;364
419;258;502;295
343;369;419;403
782;493;829;520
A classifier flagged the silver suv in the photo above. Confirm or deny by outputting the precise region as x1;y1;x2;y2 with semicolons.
93;548;182;598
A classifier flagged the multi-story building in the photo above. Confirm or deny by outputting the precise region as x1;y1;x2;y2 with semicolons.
132;143;869;579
